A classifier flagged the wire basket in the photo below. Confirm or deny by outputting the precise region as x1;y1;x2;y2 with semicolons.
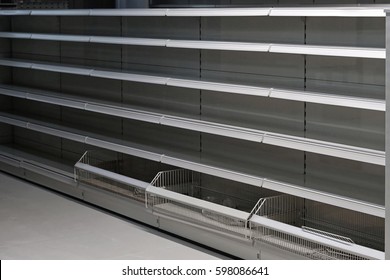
74;150;146;202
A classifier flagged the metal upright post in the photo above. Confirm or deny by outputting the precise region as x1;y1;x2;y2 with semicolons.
386;11;390;260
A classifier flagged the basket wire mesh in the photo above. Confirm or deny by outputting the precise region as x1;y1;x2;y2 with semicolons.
74;150;146;202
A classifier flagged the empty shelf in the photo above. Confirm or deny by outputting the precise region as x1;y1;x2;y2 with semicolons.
151;202;251;236
269;89;385;111
0;85;86;109
0;10;31;16
166;40;270;52
167;78;270;97
28;94;85;110
262;179;384;218
0;112;384;217
0;112;264;187
0;32;31;39
263;133;385;166
0;152;20;167
75;162;149;190
165;8;271;17
164;116;385;165
161;156;264;187
85;103;162;124
89;36;166;46
30;9;90;16
269;7;386;17
147;169;384;259
0;84;384;165
90;70;169;85
0;59;167;84
2;7;388;18
3;32;90;43
19;161;74;184
0;32;167;46
0;144;75;179
26;123;87;143
84;138;161;162
31;33;90;43
2;8;167;17
31;63;94;76
0;59;94;76
0;59;33;69
167;40;385;59
269;44;385;59
1;31;385;59
250;215;384;260
0;112;162;162
0;84;266;140
0;59;384;111
160;116;265;143
0;84;265;140
89;9;167;17
0;115;28;127
0;86;26;98
147;185;250;221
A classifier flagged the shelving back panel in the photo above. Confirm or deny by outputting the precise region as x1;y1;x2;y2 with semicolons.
0;16;12;145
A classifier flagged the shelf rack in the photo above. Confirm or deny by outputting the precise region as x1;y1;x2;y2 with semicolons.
0;83;384;165
145;168;383;259
74;150;150;202
0;5;388;259
0;59;384;109
0;111;384;219
0;6;387;17
0;31;385;58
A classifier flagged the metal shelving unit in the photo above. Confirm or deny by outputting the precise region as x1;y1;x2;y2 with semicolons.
146;168;383;259
0;4;389;259
0;82;384;165
0;31;385;58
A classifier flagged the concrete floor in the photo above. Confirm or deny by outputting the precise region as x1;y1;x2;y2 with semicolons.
0;172;228;259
